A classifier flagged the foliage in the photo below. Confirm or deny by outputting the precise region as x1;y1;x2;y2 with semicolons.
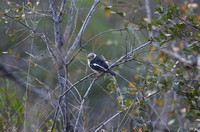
0;79;24;131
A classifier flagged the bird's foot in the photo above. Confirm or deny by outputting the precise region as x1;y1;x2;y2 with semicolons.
97;74;100;78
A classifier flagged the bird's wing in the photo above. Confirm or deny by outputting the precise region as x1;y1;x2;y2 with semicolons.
90;56;109;71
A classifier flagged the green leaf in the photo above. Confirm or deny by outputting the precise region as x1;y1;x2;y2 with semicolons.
178;81;184;86
187;112;197;121
12;99;20;111
118;1;125;4
166;12;172;19
18;7;22;13
1;87;5;93
148;124;154;131
159;30;167;39
156;5;164;13
169;7;176;14
153;36;160;41
194;89;199;96
175;9;180;16
187;15;195;22
14;15;20;18
104;6;112;10
156;20;163;25
175;23;186;29
16;18;22;22
117;12;125;17
183;48;192;55
157;0;161;4
151;20;158;26
147;23;152;30
119;108;125;112
152;67;158;74
163;58;168;63
159;40;168;47
9;34;13;37
139;107;145;111
11;36;15;42
148;78;152;82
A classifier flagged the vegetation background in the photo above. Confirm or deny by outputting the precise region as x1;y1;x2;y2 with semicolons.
0;0;200;131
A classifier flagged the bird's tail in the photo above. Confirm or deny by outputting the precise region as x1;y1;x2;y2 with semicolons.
107;69;116;76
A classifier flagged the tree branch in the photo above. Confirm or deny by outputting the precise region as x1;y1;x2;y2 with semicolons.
64;0;100;62
49;0;63;48
63;0;75;44
66;27;126;65
109;41;152;68
74;77;98;131
145;0;153;38
57;0;67;19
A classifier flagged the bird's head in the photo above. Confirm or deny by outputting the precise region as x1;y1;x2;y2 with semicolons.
87;53;96;61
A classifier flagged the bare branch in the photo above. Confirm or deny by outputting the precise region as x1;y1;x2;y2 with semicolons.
66;27;126;65
146;92;171;131
109;41;152;68
50;73;95;130
63;0;76;44
64;0;100;62
74;77;98;131
60;73;95;98
50;104;59;132
61;41;152;98
57;0;67;19
95;111;123;132
145;0;153;38
49;0;63;48
94;88;162;131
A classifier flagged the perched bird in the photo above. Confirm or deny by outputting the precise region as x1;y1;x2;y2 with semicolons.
87;53;116;76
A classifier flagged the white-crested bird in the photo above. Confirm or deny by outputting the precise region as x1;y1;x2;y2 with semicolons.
87;53;116;76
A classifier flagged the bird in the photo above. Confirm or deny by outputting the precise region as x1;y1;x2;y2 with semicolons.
87;53;116;77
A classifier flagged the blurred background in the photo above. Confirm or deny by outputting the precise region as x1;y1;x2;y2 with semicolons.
0;0;200;131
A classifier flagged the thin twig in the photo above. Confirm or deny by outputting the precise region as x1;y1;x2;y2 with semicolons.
147;99;171;132
95;111;123;132
57;0;67;19
62;41;152;98
4;13;35;33
94;88;163;132
66;27;126;65
50;72;95;129
51;41;152;130
109;41;152;68
74;77;98;131
67;6;79;48
50;104;60;132
60;73;95;98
